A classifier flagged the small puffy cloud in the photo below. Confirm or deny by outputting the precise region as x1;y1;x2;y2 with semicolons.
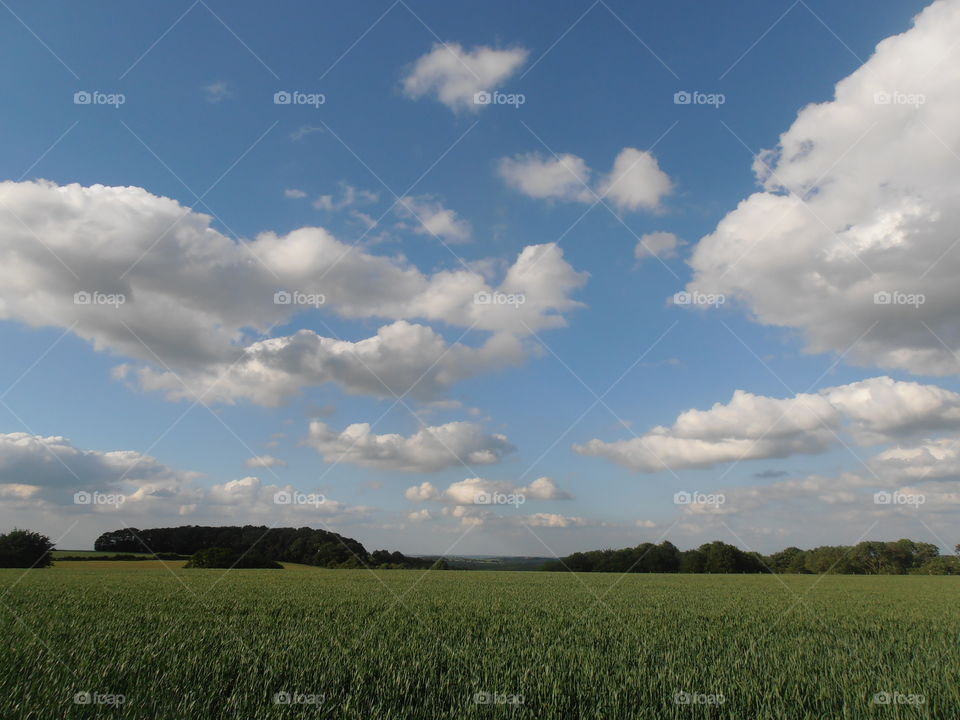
244;455;287;469
313;182;378;211
290;125;322;141
397;195;471;244
498;153;593;202
405;476;571;504
408;509;432;522
524;476;573;500
402;42;528;112
305;420;515;472
575;376;960;472
499;148;672;212
685;0;960;375
284;188;307;199
204;81;230;103
523;512;587;528
635;232;682;263
597;148;672;212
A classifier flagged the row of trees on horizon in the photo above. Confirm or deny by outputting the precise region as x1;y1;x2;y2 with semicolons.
544;539;960;575
1;526;957;574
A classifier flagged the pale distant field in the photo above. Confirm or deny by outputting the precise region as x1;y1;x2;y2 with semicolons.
1;565;956;719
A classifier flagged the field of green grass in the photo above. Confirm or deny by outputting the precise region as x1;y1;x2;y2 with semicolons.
0;566;956;719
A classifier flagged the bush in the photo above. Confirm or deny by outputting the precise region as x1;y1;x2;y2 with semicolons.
0;529;54;568
185;547;282;569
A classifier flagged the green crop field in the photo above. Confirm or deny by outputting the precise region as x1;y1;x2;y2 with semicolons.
0;566;956;719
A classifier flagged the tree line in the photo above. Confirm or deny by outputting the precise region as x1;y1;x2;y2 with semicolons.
93;525;436;569
542;539;960;574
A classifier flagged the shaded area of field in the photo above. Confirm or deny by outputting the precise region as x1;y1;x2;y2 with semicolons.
0;568;956;719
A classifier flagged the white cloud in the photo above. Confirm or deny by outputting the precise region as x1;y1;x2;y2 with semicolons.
284;188;307;199
596;148;672;212
0;432;370;547
405;476;571;503
204;81;230;103
397;195;471;243
402;42;528;112
290;125;323;141
312;182;378;211
686;0;960;375
635;232;682;262
408;508;432;522
0;181;586;404
498;153;593;202
0;432;197;507
499;148;672;212
244;455;287;469
575;376;960;472
305;420;515;472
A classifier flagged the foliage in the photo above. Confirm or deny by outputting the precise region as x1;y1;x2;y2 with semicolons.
94;525;435;570
0;529;54;568
544;538;955;574
185;547;282;569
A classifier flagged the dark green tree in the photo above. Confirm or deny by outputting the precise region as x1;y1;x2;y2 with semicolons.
0;529;54;568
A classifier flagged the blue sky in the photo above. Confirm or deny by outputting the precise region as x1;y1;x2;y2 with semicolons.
2;0;959;556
